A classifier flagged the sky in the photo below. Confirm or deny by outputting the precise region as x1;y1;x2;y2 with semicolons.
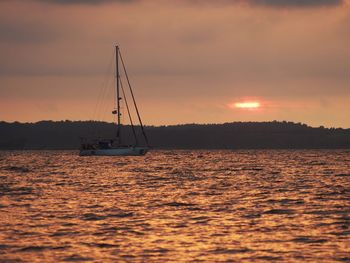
0;0;349;127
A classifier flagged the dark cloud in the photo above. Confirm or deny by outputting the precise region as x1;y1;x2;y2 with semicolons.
0;20;57;44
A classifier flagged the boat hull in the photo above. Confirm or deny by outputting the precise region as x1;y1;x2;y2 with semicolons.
79;147;148;156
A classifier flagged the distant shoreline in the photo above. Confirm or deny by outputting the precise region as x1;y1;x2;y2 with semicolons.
1;120;349;150
0;149;349;152
1;120;349;130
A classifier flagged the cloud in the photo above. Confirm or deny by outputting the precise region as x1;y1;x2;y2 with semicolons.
0;20;57;44
247;0;344;8
186;0;344;8
17;0;345;7
38;0;136;4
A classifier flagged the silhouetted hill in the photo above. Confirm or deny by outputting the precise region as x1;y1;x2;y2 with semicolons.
0;121;349;149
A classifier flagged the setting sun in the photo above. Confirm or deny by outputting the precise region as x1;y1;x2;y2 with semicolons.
234;101;261;109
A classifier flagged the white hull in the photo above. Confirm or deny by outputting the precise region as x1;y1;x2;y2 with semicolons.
79;147;148;156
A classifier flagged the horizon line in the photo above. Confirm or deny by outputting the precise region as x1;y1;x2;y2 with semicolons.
1;119;349;129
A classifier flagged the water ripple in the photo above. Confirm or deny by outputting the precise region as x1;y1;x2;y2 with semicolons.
0;150;349;262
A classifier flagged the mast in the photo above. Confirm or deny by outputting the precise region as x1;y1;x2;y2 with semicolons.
116;45;121;144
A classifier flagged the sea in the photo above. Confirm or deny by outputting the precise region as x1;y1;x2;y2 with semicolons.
0;150;349;262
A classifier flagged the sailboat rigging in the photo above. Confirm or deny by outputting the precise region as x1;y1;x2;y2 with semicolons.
79;46;149;156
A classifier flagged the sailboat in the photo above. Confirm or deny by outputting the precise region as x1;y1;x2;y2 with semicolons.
79;46;149;156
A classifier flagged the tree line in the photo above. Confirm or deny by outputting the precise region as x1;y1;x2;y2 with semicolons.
0;120;349;149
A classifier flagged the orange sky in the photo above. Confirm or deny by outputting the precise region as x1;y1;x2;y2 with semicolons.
0;0;350;127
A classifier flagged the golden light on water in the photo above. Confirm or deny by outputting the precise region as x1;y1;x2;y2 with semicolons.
1;151;349;262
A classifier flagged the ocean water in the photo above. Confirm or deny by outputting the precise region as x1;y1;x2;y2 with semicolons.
0;150;349;262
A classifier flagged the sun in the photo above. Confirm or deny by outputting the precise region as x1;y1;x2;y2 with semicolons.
234;101;261;109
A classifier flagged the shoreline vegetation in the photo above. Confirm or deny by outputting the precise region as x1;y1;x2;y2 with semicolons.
0;120;349;150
